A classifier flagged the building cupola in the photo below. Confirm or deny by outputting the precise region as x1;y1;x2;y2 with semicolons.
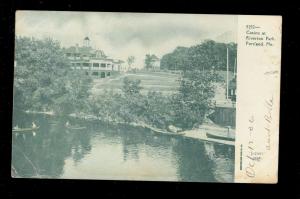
83;36;90;47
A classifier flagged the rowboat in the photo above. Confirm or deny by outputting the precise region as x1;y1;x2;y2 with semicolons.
12;126;40;133
149;126;185;136
65;126;86;130
137;122;185;136
206;132;235;141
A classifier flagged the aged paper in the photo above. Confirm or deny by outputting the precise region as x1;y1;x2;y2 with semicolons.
235;15;281;183
12;11;281;183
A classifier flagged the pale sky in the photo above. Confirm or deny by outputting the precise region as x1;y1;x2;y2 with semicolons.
16;11;237;68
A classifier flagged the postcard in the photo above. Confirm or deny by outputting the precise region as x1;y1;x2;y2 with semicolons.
12;11;281;183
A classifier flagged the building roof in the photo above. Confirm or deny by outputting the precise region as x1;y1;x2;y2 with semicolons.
151;55;160;61
64;46;106;58
113;59;125;64
64;38;125;63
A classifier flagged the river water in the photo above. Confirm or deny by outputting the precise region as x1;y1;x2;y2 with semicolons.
12;112;234;182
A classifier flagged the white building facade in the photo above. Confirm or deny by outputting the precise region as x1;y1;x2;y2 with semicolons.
65;37;125;78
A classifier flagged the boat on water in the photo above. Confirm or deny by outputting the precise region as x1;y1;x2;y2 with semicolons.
206;132;235;141
65;120;86;130
198;120;235;142
12;126;40;133
65;125;86;130
137;122;185;136
149;126;185;136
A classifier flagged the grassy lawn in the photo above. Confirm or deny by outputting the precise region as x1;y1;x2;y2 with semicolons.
91;71;181;95
90;70;231;98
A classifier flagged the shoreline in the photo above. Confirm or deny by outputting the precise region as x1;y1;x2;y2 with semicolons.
22;110;235;146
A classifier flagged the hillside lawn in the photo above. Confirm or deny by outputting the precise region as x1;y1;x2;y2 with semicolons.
91;71;181;96
90;70;230;106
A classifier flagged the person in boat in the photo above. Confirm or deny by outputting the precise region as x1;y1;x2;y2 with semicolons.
65;121;70;127
32;122;37;129
13;125;19;130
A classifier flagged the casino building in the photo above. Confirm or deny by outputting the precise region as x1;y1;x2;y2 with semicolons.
64;37;125;78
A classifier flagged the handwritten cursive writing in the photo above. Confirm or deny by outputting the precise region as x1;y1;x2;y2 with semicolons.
264;95;273;150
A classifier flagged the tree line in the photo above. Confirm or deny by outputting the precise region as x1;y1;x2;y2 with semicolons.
160;40;237;72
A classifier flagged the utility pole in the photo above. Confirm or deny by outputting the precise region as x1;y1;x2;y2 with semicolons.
226;47;229;100
234;57;237;77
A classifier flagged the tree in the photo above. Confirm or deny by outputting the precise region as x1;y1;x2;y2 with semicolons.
119;77;147;123
127;56;135;71
144;54;159;70
160;47;188;71
170;70;221;129
144;91;173;129
14;36;92;115
122;77;142;95
144;54;152;70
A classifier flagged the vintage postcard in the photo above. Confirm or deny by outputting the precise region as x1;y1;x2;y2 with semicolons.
12;11;281;183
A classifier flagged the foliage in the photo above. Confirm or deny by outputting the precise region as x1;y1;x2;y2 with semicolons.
88;90;124;122
160;47;188;71
122;77;142;95
170;70;221;129
14;36;92;115
88;78;171;129
87;41;232;131
120;78;147;123
160;40;237;72
14;37;230;132
127;56;135;70
144;91;173;129
144;54;158;70
88;69;220;130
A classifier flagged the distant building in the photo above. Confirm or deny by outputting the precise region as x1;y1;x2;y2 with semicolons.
150;55;160;71
210;71;236;128
208;106;236;128
64;37;125;78
213;70;236;102
144;54;160;71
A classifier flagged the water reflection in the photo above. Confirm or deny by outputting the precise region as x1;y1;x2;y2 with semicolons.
204;142;235;182
12;111;234;182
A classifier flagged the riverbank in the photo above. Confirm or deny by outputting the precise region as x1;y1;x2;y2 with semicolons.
137;120;235;146
24;110;55;115
21;110;235;146
134;122;235;146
